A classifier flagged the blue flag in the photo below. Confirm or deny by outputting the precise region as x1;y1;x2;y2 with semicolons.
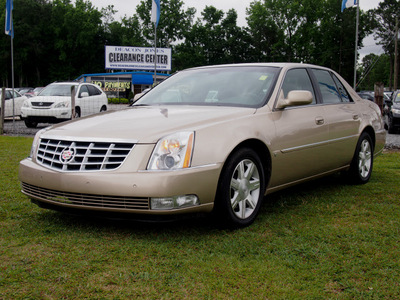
341;0;357;12
151;0;160;27
5;0;13;38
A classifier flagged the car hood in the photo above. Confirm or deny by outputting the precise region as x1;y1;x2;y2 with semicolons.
392;102;400;109
31;95;70;102
42;105;257;143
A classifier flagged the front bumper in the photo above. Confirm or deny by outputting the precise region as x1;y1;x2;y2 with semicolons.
19;147;221;215
21;107;72;121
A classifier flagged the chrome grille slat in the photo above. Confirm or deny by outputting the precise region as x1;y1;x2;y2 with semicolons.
22;182;150;210
36;138;135;172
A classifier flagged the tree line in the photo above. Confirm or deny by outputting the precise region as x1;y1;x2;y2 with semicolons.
0;0;399;91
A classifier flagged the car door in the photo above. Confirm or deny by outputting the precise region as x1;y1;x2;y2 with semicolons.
269;68;331;187
310;69;360;168
77;85;91;117
87;84;104;113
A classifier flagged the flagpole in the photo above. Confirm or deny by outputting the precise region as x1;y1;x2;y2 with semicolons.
154;22;157;87
353;0;359;89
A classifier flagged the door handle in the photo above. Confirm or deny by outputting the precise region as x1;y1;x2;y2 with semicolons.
315;116;324;125
353;114;359;120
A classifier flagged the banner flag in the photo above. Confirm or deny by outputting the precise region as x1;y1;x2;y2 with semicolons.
151;0;160;27
5;0;14;38
341;0;357;12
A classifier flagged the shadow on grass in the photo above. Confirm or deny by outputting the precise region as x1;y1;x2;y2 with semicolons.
27;173;349;236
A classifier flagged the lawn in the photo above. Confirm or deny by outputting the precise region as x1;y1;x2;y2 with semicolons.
0;135;399;299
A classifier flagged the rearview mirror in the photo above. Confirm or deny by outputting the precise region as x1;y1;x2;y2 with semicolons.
276;90;313;109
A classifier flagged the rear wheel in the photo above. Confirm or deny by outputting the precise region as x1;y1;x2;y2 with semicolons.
215;148;265;227
347;132;373;184
100;105;107;112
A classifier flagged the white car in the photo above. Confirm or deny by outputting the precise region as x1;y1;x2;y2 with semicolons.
21;82;108;128
1;89;28;118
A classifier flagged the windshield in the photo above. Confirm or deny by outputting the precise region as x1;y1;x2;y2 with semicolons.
394;92;400;103
39;84;77;96
135;66;279;108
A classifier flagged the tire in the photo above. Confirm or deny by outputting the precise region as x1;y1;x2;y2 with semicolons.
347;132;374;184
215;148;265;228
73;107;81;119
388;118;396;134
100;105;107;112
24;119;38;128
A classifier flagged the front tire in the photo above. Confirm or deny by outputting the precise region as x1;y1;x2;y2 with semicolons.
347;132;374;184
215;148;265;227
24;119;38;128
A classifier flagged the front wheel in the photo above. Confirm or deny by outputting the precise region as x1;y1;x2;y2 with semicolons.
215;148;265;228
24;119;38;128
347;132;374;184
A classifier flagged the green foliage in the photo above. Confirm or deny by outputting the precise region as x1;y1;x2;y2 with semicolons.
358;53;391;90
0;0;394;88
1;136;400;298
108;97;129;104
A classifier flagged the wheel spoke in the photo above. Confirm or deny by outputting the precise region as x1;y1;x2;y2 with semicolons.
230;178;240;191
245;161;256;181
249;179;260;192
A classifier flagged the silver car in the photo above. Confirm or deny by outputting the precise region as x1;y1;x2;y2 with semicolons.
19;63;386;227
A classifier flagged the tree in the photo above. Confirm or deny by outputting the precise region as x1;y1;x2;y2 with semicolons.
135;0;196;48
373;0;400;90
358;53;391;90
174;6;250;70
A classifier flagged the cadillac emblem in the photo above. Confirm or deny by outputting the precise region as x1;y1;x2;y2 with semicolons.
60;147;75;164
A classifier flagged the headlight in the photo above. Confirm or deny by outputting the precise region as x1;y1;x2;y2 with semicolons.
22;100;31;107
54;101;70;108
391;108;400;115
147;132;194;170
29;128;50;159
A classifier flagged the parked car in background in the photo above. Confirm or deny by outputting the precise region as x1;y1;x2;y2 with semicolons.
132;88;151;103
383;90;400;134
19;63;386;227
18;87;35;97
357;92;375;102
33;87;44;96
1;88;28;117
384;91;393;102
20;82;108;128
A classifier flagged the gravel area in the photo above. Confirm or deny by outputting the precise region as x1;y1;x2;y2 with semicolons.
2;104;129;136
2;104;400;149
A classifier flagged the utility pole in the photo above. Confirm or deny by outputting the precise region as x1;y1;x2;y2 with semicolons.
394;17;398;91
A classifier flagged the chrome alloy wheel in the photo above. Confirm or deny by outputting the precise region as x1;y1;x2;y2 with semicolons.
358;139;372;179
230;159;261;219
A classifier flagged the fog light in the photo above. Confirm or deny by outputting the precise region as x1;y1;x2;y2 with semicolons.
151;195;199;210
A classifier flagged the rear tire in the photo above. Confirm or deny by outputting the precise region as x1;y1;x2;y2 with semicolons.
347;132;373;184
215;148;265;228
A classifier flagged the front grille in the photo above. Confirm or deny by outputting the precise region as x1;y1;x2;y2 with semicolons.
31;102;53;107
22;182;150;210
36;138;135;172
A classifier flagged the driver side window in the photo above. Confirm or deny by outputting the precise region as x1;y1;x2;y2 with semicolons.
281;69;316;104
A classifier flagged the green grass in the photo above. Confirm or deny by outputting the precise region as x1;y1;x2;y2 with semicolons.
1;135;400;299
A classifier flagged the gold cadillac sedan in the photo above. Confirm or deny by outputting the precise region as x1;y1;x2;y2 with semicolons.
19;63;386;227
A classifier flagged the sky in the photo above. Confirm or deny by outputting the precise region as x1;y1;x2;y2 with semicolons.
91;0;384;58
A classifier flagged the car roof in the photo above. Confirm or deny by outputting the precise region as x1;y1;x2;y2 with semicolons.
186;62;331;71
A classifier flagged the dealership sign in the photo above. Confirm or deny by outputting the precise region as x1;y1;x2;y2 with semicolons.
105;46;172;71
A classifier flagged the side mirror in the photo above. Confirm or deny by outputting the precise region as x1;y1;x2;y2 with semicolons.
80;92;89;98
276;90;313;109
